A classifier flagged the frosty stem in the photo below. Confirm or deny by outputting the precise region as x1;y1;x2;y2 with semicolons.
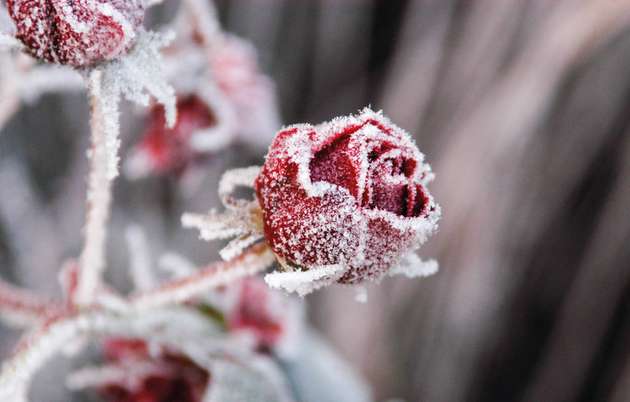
76;70;118;306
131;242;275;310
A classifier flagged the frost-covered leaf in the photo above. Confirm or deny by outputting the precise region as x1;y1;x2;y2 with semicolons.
388;253;438;278
264;265;345;297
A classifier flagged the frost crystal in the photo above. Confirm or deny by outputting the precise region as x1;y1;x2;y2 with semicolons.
264;265;345;297
389;253;439;278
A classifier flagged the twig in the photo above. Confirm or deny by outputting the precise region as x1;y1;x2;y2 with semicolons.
75;70;119;306
130;243;275;311
0;279;63;327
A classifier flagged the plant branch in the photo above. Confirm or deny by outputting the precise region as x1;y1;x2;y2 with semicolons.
0;279;63;326
130;243;275;311
75;70;119;306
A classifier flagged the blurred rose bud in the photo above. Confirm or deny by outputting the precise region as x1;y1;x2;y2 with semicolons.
126;93;234;178
227;278;301;353
210;35;281;149
7;0;144;67
100;338;209;402
255;108;440;284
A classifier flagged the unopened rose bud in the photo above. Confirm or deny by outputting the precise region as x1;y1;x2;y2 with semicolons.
7;0;145;67
255;108;440;284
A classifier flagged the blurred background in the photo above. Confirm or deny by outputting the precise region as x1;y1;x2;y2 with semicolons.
2;0;630;401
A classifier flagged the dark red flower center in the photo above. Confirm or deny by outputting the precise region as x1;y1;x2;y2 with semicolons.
309;121;429;217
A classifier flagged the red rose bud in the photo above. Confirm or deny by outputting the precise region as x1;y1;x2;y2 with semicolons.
100;338;209;402
255;108;440;284
227;278;294;351
129;95;218;177
7;0;144;67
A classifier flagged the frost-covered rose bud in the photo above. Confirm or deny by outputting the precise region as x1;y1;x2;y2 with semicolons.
7;0;145;67
128;95;219;177
255;108;440;284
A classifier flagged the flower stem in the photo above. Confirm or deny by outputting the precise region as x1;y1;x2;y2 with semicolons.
76;70;118;306
130;243;275;311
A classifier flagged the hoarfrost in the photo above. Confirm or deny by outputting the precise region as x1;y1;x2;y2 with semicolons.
389;253;439;278
184;167;265;261
264;265;345;297
96;29;177;177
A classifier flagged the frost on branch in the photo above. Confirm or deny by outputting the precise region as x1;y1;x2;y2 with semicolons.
76;29;176;305
93;29;177;180
0;280;63;327
130;243;276;311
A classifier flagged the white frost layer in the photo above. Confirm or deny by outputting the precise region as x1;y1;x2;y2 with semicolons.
264;265;344;297
389;253;439;278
